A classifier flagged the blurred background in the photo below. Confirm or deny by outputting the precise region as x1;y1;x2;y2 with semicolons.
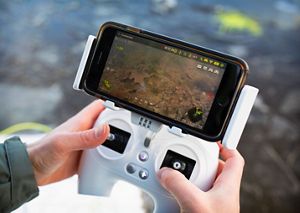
0;0;299;212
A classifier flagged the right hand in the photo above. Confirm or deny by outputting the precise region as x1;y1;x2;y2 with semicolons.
158;144;245;213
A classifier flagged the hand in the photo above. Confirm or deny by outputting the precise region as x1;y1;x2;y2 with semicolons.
26;100;110;186
158;144;245;213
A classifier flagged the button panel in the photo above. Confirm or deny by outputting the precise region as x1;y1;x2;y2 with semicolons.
125;163;149;180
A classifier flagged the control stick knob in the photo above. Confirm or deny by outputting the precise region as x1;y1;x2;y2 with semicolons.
172;160;186;171
107;133;116;141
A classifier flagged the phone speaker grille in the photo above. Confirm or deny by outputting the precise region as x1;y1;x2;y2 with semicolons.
138;117;152;129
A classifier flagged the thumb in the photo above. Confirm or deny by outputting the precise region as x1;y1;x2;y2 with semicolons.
158;168;204;209
53;123;110;152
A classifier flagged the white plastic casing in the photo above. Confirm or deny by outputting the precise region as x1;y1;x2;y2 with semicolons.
78;108;219;213
74;35;259;213
223;85;258;149
73;35;96;91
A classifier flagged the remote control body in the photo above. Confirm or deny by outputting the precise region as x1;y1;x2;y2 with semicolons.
78;107;219;213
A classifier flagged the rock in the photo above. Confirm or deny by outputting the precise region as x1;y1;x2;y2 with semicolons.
36;47;59;66
152;0;178;14
280;90;300;115
275;1;299;14
0;83;63;128
268;115;298;140
94;6;116;16
31;4;53;27
249;57;275;80
227;45;249;57
254;95;270;114
66;1;80;11
274;1;300;30
71;41;86;55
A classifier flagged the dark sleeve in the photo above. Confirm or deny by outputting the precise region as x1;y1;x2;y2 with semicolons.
0;136;39;212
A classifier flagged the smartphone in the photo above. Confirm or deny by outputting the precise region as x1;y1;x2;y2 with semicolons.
82;22;248;141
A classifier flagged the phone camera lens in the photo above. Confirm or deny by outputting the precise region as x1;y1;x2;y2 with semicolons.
218;96;229;107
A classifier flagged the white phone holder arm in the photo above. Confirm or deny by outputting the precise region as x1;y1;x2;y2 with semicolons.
222;86;258;149
73;35;96;91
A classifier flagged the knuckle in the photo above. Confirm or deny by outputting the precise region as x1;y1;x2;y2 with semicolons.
79;130;98;147
236;152;245;167
240;155;245;167
230;149;245;167
79;132;92;145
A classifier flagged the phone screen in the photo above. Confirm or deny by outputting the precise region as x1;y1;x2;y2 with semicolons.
98;31;227;130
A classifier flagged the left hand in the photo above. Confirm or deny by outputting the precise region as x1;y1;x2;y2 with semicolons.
26;100;110;186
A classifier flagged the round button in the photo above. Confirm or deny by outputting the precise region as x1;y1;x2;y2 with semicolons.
126;164;136;174
171;160;186;171
138;151;149;162
173;161;182;170
139;169;149;180
107;133;116;141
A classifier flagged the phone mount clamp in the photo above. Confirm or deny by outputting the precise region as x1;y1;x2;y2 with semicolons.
73;35;258;213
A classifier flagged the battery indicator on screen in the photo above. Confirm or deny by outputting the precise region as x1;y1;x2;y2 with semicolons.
163;45;225;68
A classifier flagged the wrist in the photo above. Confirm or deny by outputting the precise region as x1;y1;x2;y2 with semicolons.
26;142;44;185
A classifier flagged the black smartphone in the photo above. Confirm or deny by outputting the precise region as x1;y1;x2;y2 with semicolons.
82;22;248;141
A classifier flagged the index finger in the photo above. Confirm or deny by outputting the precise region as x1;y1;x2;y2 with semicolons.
212;147;245;192
56;100;106;132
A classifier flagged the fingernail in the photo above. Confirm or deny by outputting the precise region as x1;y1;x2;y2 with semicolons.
95;125;105;138
217;141;223;150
